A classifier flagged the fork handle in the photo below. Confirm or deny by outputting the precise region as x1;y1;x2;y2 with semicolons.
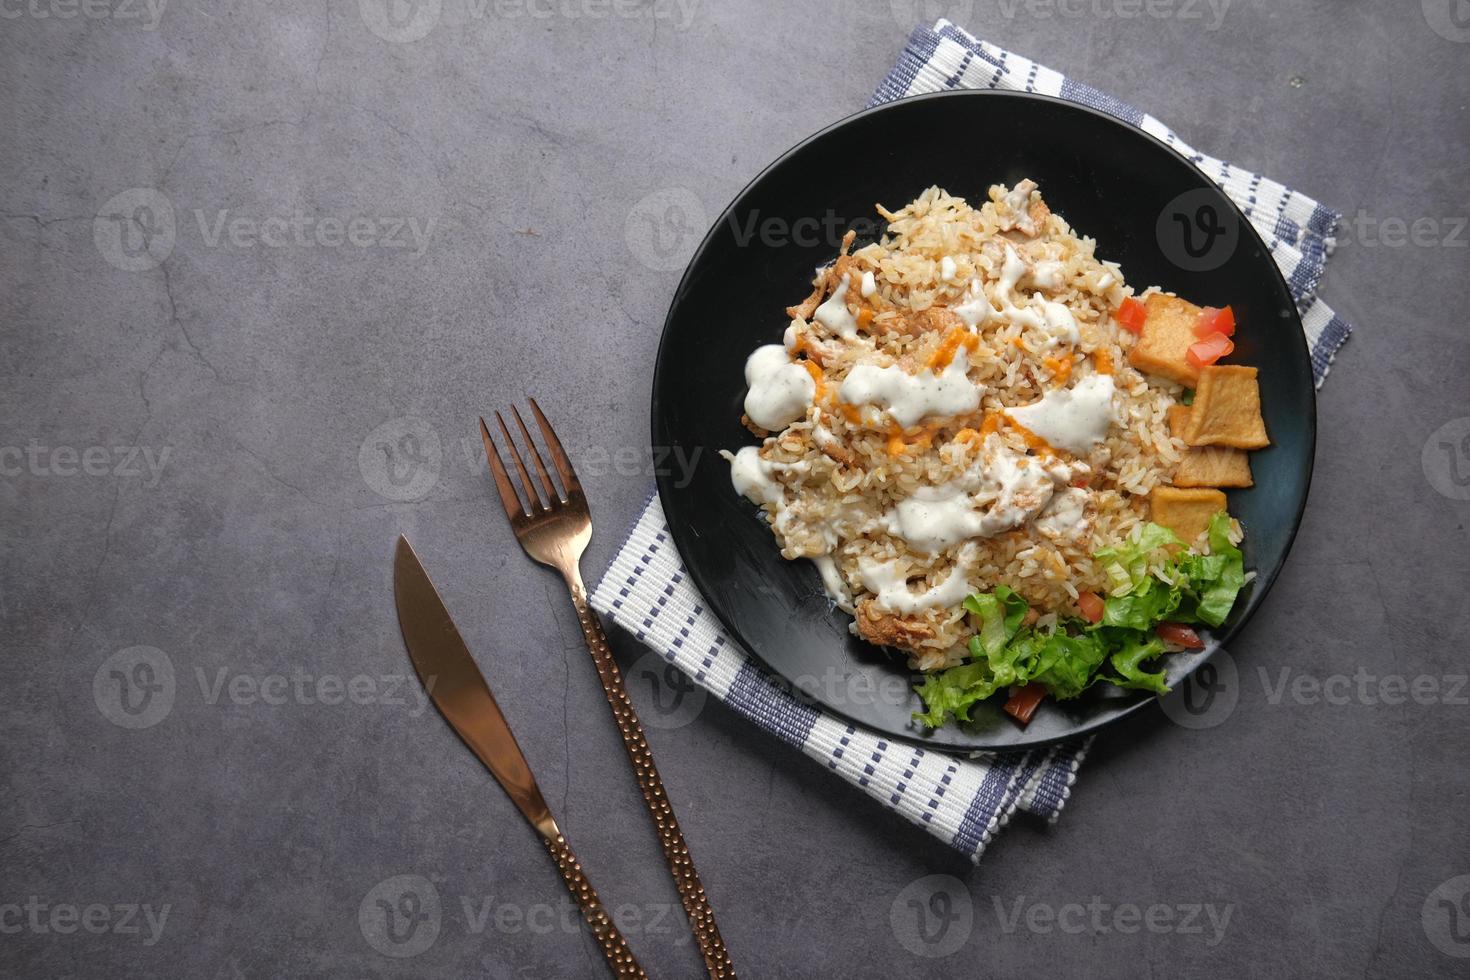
569;585;738;980
543;832;648;978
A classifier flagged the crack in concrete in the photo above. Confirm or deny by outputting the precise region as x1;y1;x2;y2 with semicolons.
159;260;224;381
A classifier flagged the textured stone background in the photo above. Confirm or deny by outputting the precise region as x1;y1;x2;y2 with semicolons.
3;1;1468;977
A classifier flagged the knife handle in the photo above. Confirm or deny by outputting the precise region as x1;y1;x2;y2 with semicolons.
543;832;647;979
569;587;737;980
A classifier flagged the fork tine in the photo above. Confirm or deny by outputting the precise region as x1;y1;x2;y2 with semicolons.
512;404;560;503
479;417;529;519
496;411;544;512
528;397;581;495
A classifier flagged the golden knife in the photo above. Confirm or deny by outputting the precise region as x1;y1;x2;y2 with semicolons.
392;535;647;978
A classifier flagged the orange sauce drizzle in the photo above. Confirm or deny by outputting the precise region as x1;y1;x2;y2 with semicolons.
1042;356;1073;383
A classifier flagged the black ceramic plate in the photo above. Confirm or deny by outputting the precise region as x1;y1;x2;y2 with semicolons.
650;90;1315;751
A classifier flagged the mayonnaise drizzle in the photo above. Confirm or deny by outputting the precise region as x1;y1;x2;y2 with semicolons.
743;345;814;431
1039;300;1080;345
858;546;977;614
1004;374;1117;455
812;554;853;612
815;274;859;339
1036;486;1091;538
860;270;877;298
1032;260;1063;290
837;352;982;428
955;279;993;328
881;435;1087;553
729;445;784;508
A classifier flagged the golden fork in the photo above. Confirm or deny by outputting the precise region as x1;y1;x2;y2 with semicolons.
479;401;736;980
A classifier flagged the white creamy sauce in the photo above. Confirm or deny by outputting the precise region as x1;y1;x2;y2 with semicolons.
1036;487;1091;538
1004;374;1117;455
1032;260;1064;290
732;446;864;614
1001;178;1039;234
811;554;853;612
860;270;877;298
955;279;993;328
996;245;1027;304
940;255;957;281
1039;300;1080;346
888;484;989;554
837;353;983;428
881;436;1087;553
989;245;1046;332
743;344;814;431
815;274;859;339
858;547;977;615
729;445;785;508
811;423;844;456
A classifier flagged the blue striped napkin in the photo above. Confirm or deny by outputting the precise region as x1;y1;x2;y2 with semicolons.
591;21;1351;862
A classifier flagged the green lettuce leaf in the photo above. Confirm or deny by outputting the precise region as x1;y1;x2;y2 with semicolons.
1101;575;1183;631
1092;523;1182;596
963;585;1029;659
1104;632;1171;694
1029;631;1109;700
1175;512;1246;627
912;512;1247;729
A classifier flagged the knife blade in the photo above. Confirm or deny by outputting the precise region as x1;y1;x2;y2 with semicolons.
392;535;557;839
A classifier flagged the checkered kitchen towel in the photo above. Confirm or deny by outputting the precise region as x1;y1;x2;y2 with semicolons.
591;22;1352;862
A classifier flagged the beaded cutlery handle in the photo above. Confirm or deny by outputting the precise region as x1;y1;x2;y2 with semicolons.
571;588;737;979
476;404;735;977
543;832;648;978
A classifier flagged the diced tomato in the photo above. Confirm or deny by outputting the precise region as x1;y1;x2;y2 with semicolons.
1186;332;1234;369
1077;591;1105;624
1193;305;1237;338
1115;297;1147;334
1003;682;1048;726
1156;622;1205;649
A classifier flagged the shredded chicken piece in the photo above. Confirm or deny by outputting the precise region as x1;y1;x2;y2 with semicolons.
786;283;824;321
741;414;770;438
855;600;936;649
909;307;966;336
811;424;856;466
996;178;1051;238
785;230;860;320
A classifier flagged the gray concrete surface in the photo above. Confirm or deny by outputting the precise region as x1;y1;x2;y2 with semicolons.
3;1;1468;977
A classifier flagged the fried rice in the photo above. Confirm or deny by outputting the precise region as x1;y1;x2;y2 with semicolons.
722;180;1191;672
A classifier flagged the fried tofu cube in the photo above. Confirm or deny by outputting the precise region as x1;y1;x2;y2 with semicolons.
1167;406;1253;488
1127;293;1204;386
1185;365;1270;449
1150;486;1228;547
